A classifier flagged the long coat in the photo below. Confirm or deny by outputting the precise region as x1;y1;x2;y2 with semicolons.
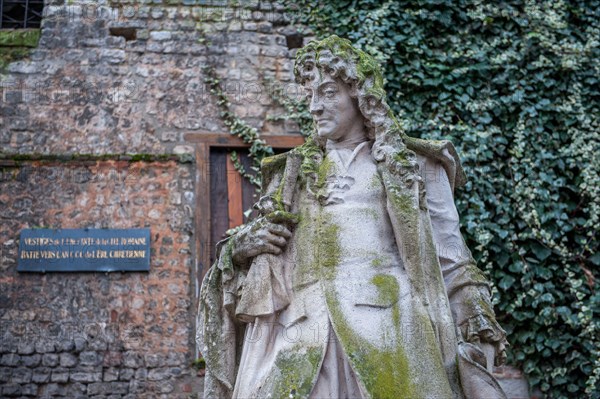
197;136;506;399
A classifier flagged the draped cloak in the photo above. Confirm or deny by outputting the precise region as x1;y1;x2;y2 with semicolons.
196;136;507;399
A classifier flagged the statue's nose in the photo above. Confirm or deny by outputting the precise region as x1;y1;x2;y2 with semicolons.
309;95;324;115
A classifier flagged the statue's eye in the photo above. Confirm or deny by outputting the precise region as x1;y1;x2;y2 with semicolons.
324;88;336;97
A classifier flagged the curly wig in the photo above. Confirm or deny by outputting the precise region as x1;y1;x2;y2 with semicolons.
294;35;418;177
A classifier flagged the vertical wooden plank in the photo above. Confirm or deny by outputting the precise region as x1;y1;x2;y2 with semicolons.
226;151;244;229
194;142;209;357
210;149;229;264
195;143;210;282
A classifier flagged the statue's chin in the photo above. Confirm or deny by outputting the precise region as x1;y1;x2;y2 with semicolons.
316;131;333;140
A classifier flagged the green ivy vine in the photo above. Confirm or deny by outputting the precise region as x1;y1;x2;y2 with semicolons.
264;77;314;136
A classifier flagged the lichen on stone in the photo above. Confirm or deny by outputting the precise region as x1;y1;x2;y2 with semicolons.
325;292;416;399
371;274;400;306
271;346;322;398
315;210;340;281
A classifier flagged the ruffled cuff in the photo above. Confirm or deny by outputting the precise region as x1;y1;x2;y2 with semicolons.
460;313;506;344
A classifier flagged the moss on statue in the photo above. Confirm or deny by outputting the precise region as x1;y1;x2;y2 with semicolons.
297;35;387;102
359;207;380;220
371;274;400;306
315;210;340;281
371;257;386;268
316;156;335;188
272;346;322;398
389;189;417;215
325;292;416;399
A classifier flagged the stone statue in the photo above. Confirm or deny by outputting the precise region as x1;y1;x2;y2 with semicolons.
197;35;508;399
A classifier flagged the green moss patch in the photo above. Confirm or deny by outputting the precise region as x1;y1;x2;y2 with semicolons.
325;293;416;399
0;29;41;47
272;347;322;398
0;29;41;72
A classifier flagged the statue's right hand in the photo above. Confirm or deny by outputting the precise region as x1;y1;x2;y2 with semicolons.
231;217;293;266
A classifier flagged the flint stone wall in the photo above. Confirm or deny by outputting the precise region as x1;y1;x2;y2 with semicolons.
1;0;306;156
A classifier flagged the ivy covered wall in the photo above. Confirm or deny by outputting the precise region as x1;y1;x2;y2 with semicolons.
291;0;599;397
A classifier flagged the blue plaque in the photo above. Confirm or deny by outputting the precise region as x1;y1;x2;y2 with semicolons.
17;228;151;272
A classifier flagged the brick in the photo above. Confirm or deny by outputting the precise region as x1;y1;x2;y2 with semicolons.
0;367;12;382
144;353;161;368
2;383;22;397
119;368;135;380
148;367;170;381
35;341;56;354
21;383;38;396
41;383;66;396
88;382;111;396
150;31;172;41
103;367;119;382
123;352;144;368
73;338;87;353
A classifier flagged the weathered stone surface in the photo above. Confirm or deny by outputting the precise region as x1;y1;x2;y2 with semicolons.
1;354;20;366
17;342;35;355
35;341;56;354
20;354;42;367
199;34;513;399
103;367;119;382
88;381;124;396
21;383;38;396
60;353;78;368
122;351;144;368
0;367;11;382
51;368;70;383
10;367;32;383
148;367;170;381
42;354;59;367
70;368;102;383
2;383;22;397
144;353;162;368
31;367;51;383
79;351;101;366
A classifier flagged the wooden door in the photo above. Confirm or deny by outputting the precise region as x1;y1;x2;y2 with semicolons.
209;149;260;263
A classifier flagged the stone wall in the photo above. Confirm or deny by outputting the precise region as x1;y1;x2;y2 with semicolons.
1;0;305;156
1;0;303;396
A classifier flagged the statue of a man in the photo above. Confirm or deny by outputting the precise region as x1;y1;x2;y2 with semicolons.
197;35;508;399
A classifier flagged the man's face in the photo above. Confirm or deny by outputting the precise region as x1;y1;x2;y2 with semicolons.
304;74;365;142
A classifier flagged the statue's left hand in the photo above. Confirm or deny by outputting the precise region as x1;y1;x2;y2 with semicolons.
451;285;508;367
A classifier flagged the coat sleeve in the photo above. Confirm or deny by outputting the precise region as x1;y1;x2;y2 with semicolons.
419;154;506;351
